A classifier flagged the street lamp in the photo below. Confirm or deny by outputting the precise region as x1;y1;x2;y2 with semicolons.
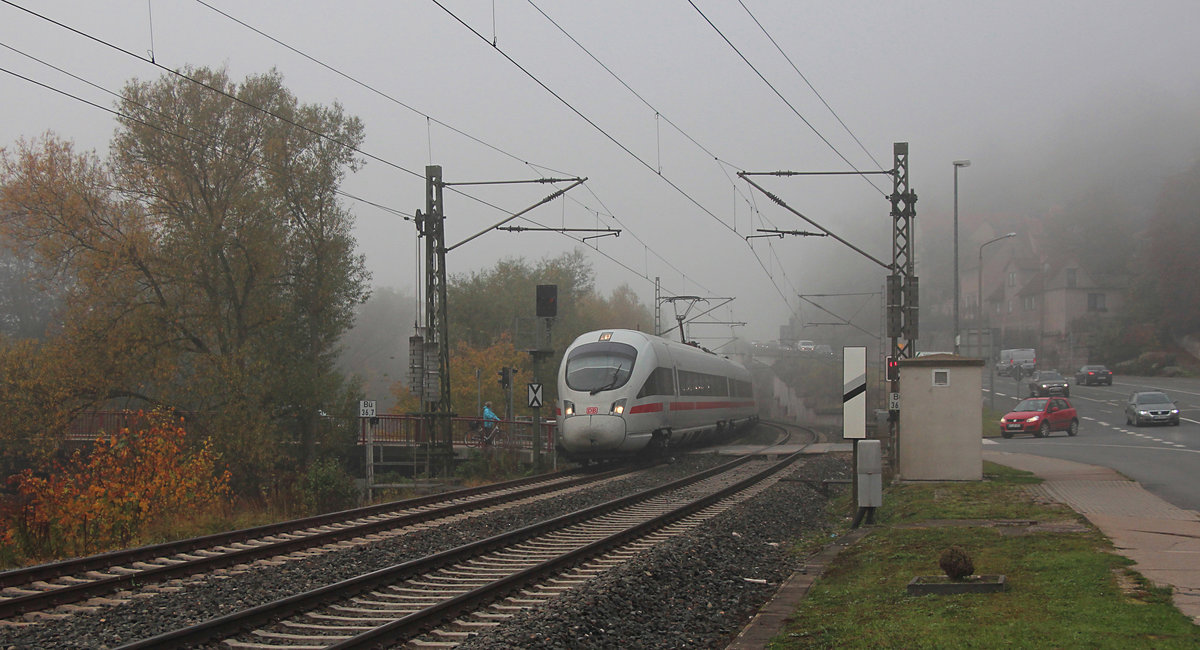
952;160;971;354
979;231;1016;409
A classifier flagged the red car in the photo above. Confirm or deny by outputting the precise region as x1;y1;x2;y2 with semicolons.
1000;397;1079;438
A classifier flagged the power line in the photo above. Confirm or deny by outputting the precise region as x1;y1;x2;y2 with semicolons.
2;0;426;182
687;0;886;197
430;0;742;237
434;0;805;323
188;1;731;309
192;0;581;182
0;50;414;221
522;2;805;305
736;0;886;173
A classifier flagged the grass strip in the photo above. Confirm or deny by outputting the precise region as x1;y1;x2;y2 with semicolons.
772;462;1200;648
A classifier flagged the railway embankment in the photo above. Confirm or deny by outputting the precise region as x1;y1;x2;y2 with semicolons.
734;457;1200;648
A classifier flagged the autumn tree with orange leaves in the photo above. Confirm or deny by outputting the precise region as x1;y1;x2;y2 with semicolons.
4;410;230;559
0;67;370;489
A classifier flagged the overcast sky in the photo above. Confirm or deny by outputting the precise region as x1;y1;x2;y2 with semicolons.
3;1;1199;343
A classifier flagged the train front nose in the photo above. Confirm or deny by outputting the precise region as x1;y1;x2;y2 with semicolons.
561;414;627;453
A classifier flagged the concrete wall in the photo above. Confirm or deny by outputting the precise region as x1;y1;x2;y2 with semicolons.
897;355;984;481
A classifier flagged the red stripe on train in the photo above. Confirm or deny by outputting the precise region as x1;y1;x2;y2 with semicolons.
628;403;664;414
669;401;756;411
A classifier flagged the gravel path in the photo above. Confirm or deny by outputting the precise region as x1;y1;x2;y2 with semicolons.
0;441;849;649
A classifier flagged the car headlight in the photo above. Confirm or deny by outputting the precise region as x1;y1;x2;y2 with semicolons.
563;400;575;416
1138;409;1151;416
1025;415;1040;422
611;398;627;415
1171;409;1180;414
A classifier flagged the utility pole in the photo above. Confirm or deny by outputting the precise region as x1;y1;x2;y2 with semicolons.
416;165;453;475
888;142;918;473
415;167;584;476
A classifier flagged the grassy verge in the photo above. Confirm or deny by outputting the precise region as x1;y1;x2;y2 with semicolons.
771;462;1200;648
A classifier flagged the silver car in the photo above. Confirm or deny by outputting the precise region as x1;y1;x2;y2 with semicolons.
1125;391;1180;426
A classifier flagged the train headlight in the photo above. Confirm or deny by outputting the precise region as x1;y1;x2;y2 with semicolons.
611;398;627;415
563;400;575;416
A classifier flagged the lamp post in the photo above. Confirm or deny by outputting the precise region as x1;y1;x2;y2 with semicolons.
979;232;1016;409
952;160;970;354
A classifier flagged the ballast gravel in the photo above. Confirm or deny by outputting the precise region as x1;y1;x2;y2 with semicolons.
0;446;850;649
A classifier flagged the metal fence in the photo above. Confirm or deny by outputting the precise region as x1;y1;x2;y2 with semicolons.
63;411;557;453
356;414;556;452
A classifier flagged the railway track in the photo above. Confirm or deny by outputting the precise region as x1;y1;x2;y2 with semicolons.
117;435;813;649
0;466;638;621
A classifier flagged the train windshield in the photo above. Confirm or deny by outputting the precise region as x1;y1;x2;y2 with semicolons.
565;342;637;394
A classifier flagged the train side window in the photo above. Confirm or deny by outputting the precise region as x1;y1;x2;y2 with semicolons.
638;367;676;398
658;367;675;396
678;369;729;396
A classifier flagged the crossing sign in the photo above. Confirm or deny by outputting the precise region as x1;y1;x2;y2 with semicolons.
527;383;543;408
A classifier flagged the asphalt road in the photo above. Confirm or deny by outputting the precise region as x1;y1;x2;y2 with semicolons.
984;370;1200;512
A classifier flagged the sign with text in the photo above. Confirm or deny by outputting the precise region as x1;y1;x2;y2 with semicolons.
359;400;377;418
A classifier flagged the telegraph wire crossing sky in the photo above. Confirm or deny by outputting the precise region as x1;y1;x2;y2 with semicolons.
1;1;1198;342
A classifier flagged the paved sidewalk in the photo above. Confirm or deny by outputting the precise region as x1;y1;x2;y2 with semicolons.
984;450;1200;626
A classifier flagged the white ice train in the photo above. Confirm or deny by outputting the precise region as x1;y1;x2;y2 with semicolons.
556;329;758;462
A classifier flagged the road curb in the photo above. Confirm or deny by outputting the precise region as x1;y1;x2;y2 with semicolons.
726;527;870;649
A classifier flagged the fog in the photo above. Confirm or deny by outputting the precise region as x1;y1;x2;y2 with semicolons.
2;1;1198;344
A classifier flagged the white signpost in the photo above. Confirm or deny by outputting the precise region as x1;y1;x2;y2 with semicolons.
359;400;376;418
842;347;866;439
527;383;543;408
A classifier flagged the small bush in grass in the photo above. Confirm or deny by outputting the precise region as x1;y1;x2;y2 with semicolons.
299;458;359;514
939;545;975;580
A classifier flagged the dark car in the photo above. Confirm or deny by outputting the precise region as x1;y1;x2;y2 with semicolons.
1075;365;1113;386
1125;391;1180;426
1027;370;1069;397
1000;397;1079;438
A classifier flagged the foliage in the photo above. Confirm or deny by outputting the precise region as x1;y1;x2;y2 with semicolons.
1040;186;1136;275
2;410;231;559
1071;312;1161;366
0;67;370;490
298;457;360;514
338;287;417;412
1133;157;1200;338
0;242;61;340
392;251;652;419
454;449;527;482
938;545;975;580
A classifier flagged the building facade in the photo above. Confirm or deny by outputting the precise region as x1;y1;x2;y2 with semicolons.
961;229;1127;371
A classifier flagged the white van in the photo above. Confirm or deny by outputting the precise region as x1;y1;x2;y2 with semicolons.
997;349;1037;376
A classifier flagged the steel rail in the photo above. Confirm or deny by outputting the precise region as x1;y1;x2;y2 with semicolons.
116;454;764;649
0;466;634;619
346;451;806;648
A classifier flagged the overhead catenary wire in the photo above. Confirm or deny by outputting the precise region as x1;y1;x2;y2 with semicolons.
687;0;887;197
736;0;887;173
5;1;796;331
0;53;415;222
2;0;427;182
189;0;732;310
437;0;804;319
